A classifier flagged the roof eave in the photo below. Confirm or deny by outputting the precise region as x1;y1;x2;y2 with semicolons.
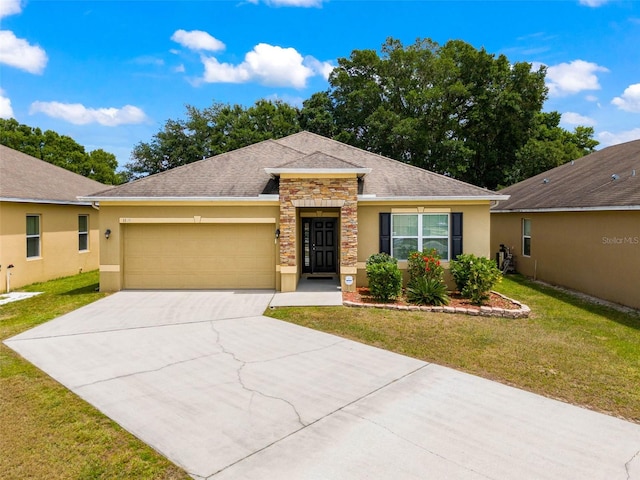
78;195;281;203
1;197;93;206
491;205;640;213
358;195;510;202
264;167;372;177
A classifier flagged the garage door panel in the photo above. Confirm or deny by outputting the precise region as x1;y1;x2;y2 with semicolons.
124;224;275;289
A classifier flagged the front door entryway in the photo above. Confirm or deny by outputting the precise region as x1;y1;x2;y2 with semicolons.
302;218;337;274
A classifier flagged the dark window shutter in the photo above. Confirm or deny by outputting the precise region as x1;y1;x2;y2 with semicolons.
451;212;463;259
379;213;391;254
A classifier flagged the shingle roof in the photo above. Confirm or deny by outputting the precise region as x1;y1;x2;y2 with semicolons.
87;132;503;200
278;151;364;169
0;145;108;204
493;139;640;211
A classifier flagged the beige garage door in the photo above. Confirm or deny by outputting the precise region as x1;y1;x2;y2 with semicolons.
123;223;275;289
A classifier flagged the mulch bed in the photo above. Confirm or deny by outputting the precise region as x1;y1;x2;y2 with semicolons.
343;287;517;309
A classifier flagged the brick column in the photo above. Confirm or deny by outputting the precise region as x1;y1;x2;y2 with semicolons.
278;175;359;292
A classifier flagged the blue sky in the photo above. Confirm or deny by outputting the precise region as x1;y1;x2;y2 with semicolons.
1;0;639;169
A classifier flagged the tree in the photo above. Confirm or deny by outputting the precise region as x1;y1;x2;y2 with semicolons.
0;118;123;185
125;99;302;179
505;112;599;185
301;38;555;189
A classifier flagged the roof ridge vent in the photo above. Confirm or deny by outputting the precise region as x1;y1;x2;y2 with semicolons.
633;169;637;177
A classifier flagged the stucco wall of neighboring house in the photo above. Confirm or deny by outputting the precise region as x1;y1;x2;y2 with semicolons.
0;201;100;292
97;203;280;292
491;210;640;310
357;202;493;288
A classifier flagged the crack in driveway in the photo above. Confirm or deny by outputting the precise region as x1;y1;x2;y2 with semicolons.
207;321;343;429
627;449;640;480
71;350;226;390
206;362;431;479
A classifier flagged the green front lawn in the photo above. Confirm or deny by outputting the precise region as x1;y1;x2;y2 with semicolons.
0;271;189;480
267;275;640;423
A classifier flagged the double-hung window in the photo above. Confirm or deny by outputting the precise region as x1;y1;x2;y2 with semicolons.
391;213;450;260
522;218;532;257
79;215;89;251
26;215;41;258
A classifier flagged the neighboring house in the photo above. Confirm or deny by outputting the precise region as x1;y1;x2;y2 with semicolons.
491;139;640;310
0;145;106;292
82;132;507;293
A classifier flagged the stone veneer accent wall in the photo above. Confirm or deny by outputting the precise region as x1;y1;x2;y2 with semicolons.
279;176;358;270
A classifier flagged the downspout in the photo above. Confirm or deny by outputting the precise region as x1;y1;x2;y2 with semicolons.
91;201;99;210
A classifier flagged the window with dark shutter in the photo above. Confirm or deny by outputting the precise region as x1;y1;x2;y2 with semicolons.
379;213;391;254
451;212;463;259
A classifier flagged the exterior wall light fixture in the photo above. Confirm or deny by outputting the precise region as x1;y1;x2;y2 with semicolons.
105;229;111;239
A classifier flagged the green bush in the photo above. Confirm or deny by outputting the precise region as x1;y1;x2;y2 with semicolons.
450;253;475;292
366;254;402;303
450;254;502;305
366;252;397;266
406;277;450;306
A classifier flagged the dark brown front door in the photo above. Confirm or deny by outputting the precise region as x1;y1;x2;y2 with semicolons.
302;218;337;274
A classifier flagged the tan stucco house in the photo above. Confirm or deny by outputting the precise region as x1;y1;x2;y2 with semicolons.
0;145;105;292
83;132;507;293
491;139;640;310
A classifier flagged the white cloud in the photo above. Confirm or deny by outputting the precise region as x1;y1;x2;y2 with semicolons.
597;128;640;147
173;64;185;73
0;89;14;118
545;60;608;97
0;0;22;18
611;83;640;113
0;30;48;74
579;0;610;6
247;0;323;6
171;30;225;52
131;55;165;67
562;112;596;126
29;102;147;126
304;56;334;79
202;43;318;88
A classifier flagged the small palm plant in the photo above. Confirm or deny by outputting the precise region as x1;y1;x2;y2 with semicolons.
406;276;450;306
406;249;450;306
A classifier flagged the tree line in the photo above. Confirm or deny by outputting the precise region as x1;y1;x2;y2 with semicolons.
1;38;598;189
0;118;125;185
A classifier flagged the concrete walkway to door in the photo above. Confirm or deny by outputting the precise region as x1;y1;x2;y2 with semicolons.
270;275;343;307
4;290;640;480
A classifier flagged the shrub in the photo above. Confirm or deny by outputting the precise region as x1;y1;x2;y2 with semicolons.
407;249;444;284
366;252;397;266
450;254;502;305
366;254;402;303
450;253;475;292
406;277;450;306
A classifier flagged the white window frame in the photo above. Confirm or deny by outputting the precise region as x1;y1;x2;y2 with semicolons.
78;215;89;251
26;214;41;258
522;218;532;257
391;213;450;261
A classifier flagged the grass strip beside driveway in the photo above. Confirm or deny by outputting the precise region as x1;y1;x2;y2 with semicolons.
266;275;640;423
0;271;189;480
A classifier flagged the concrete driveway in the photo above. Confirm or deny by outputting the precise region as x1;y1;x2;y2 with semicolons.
5;291;640;480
